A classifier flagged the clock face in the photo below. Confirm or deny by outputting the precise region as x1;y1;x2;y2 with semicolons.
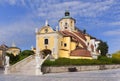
45;29;48;33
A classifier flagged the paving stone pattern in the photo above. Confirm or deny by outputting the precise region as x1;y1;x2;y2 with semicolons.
0;68;120;81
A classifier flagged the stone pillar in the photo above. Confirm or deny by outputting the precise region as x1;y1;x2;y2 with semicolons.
35;66;42;75
53;35;58;59
36;28;39;57
4;56;10;74
35;56;43;75
4;66;10;74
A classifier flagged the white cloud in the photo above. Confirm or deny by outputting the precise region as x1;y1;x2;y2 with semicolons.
36;0;114;18
0;19;37;46
103;29;120;36
110;21;120;26
0;0;115;18
0;0;26;6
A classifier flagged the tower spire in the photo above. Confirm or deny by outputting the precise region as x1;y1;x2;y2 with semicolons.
12;41;16;47
56;26;58;31
45;20;48;26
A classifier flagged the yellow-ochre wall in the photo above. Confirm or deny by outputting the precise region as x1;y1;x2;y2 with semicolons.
36;27;93;59
37;27;55;51
69;56;92;59
58;36;92;59
59;19;75;30
38;35;54;51
70;42;76;51
40;26;54;33
85;35;91;43
59;37;71;58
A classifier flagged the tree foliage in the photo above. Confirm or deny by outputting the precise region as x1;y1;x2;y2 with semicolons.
6;50;34;64
19;50;34;56
19;50;34;60
97;41;108;56
112;51;120;59
6;53;19;64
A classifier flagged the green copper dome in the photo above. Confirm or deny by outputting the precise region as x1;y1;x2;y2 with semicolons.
65;10;70;16
59;10;76;23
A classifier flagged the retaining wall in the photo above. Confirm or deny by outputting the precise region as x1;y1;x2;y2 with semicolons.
42;64;120;73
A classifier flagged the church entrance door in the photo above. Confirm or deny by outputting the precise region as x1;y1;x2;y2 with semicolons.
41;49;51;58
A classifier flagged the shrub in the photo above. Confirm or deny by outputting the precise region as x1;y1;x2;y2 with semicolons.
112;51;120;64
98;56;112;64
43;57;113;66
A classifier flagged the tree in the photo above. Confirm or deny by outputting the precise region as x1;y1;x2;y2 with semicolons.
20;50;34;56
6;50;34;64
97;41;108;56
6;53;19;64
19;50;34;60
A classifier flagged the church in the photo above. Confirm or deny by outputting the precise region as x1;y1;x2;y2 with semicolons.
35;11;101;59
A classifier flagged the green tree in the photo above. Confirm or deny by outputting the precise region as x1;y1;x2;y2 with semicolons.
19;50;34;60
6;53;19;64
97;41;108;56
6;50;34;64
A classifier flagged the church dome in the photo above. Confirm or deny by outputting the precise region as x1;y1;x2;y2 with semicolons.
65;10;70;16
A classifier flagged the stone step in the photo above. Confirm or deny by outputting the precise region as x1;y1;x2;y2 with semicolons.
11;57;44;75
8;55;49;75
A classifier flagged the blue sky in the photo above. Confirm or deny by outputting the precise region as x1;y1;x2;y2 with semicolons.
0;0;120;54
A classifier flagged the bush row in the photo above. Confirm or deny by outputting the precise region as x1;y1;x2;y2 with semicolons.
43;56;120;66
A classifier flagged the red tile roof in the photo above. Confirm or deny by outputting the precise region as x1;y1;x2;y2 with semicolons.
70;49;91;57
59;31;87;48
73;32;86;41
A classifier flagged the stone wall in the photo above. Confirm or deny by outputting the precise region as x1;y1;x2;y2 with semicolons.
42;64;120;73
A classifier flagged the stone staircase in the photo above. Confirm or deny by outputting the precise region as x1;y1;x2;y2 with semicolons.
7;55;49;75
15;57;36;75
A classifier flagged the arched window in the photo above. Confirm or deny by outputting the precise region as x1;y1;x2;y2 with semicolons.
65;22;68;26
65;27;67;29
64;43;67;47
44;39;48;44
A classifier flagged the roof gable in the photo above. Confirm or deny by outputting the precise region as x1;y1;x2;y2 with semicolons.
38;26;54;34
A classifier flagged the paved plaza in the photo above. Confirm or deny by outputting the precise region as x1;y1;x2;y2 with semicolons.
0;69;120;81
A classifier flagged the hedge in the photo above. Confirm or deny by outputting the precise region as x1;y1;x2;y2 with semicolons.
43;57;115;66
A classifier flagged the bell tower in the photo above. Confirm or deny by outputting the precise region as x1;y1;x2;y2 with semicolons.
59;10;76;31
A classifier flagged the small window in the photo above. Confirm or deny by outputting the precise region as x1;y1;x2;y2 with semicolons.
65;27;67;29
71;21;72;27
61;41;63;46
64;43;67;47
88;42;89;45
65;22;68;26
45;29;48;33
44;39;48;44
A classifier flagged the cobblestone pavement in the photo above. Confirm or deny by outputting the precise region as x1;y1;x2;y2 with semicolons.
0;69;120;81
